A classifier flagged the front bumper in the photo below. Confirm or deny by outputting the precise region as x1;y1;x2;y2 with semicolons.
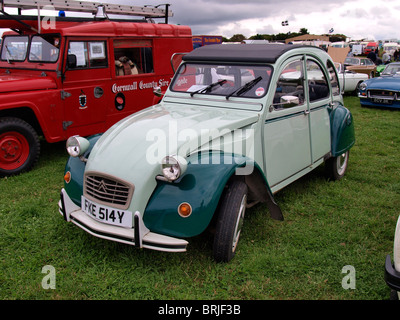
359;94;400;109
385;255;400;292
58;188;188;252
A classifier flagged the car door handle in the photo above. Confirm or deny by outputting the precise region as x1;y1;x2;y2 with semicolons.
304;110;310;115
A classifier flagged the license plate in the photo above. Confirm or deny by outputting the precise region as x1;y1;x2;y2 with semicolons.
372;98;392;104
81;196;133;228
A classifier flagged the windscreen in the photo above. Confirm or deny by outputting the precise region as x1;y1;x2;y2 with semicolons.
1;36;29;61
381;64;400;75
1;34;60;63
171;63;272;99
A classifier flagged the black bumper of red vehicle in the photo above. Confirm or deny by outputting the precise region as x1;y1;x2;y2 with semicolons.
385;255;400;291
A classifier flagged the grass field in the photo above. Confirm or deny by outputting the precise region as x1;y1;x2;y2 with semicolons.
1;96;399;300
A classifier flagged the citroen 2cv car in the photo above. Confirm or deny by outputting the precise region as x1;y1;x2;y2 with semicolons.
59;44;355;262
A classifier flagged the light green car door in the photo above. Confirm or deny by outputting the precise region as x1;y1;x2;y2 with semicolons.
305;58;331;167
263;55;331;192
263;57;312;190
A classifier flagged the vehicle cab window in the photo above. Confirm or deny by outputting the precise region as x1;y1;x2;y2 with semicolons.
365;59;374;66
171;63;272;99
327;61;340;96
113;39;154;76
1;35;29;61
306;60;329;102
67;41;108;69
29;35;60;63
273;59;305;109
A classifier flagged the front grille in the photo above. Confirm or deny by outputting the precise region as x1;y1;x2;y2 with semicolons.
84;172;134;209
368;90;397;99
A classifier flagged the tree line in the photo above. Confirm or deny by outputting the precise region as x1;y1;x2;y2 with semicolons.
222;28;347;43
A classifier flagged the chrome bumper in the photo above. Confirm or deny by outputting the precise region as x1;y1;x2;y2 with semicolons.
59;188;188;252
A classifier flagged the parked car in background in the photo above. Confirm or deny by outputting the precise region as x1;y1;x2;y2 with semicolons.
59;44;355;262
345;57;377;78
334;62;368;93
376;64;386;77
358;62;400;109
383;42;399;57
364;42;378;55
350;44;363;56
385;215;400;300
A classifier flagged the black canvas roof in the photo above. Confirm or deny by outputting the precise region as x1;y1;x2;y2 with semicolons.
183;44;309;64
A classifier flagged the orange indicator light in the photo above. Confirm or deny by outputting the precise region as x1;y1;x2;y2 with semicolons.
64;171;71;184
178;202;192;218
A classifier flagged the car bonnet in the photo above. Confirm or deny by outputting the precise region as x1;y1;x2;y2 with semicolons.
85;103;259;214
365;76;400;90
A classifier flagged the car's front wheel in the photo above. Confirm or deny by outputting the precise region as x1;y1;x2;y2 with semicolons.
213;180;247;262
325;150;349;181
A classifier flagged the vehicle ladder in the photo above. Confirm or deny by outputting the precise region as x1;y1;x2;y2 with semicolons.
0;0;173;32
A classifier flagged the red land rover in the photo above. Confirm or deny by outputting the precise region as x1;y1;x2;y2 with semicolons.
0;0;192;176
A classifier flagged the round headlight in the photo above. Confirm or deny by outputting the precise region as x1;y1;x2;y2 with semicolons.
359;82;367;91
161;155;187;181
66;136;89;157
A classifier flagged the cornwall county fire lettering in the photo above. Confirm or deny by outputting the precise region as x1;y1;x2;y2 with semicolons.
112;79;170;93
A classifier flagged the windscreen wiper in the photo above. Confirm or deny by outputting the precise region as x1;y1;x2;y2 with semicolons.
226;76;262;100
5;45;12;64
190;79;227;97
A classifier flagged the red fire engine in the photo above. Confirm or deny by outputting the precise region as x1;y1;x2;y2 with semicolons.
0;0;192;176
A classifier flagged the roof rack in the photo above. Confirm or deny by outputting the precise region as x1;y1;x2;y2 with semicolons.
1;0;172;18
0;0;173;27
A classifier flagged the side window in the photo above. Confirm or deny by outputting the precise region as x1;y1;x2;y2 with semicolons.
1;36;29;61
327;61;340;96
306;60;329;102
67;41;107;69
29;35;60;62
273;60;305;110
113;40;154;76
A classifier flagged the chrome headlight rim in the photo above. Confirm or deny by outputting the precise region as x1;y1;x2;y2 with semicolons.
359;82;367;91
66;135;90;158
161;155;187;182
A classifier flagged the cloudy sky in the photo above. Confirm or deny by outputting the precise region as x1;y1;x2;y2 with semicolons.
107;0;400;41
3;0;400;41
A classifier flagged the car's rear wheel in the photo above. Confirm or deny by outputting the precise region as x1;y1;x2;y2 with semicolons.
0;117;40;177
325;150;349;181
213;180;247;262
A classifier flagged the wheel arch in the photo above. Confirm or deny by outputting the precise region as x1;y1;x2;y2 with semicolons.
143;151;283;239
329;104;355;157
0;107;43;137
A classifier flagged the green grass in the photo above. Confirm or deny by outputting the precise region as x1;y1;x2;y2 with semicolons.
1;96;399;300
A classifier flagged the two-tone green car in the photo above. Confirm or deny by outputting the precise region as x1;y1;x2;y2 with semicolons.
59;44;355;262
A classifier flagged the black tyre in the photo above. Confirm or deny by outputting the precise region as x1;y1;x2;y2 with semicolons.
325;150;349;181
213;180;248;262
0;117;40;177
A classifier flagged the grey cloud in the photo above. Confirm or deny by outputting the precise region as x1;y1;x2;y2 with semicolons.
100;0;400;40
